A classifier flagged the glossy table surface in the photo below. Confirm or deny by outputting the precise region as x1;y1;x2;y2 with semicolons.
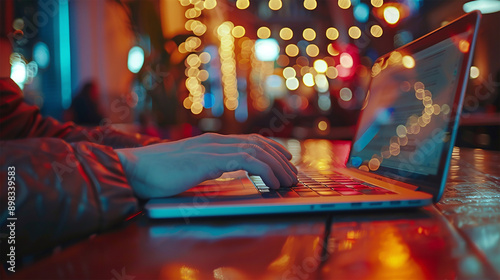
10;141;500;280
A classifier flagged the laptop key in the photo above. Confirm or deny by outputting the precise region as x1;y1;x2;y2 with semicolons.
330;187;353;191
350;184;371;189
317;180;338;184
309;187;330;191
316;191;341;196
300;180;318;185
343;184;366;188
297;191;320;197
261;191;281;198
305;182;325;185
294;188;314;192
325;184;347;188
278;191;300;198
336;181;359;185
335;190;363;195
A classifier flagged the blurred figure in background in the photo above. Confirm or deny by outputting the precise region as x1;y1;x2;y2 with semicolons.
65;81;105;126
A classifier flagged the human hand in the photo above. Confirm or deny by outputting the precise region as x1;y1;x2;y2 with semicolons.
115;133;298;199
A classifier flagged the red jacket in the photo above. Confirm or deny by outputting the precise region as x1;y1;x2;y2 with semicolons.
0;78;160;261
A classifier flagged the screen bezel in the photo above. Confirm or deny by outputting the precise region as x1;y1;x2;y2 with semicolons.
347;11;481;202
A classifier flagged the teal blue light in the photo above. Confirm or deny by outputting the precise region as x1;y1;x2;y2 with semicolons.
235;79;248;123
354;3;370;23
33;42;50;69
204;93;214;109
127;46;145;73
59;0;72;109
463;0;500;14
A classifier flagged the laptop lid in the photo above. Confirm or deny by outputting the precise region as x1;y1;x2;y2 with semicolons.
347;11;481;202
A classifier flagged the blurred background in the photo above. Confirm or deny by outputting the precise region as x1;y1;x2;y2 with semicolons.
1;0;499;149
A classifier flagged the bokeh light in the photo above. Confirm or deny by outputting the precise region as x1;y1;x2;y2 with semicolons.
257;26;271;39
236;0;250;9
368;158;381;171
232;26;246;38
269;0;283;11
340;87;353;101
340;53;354;68
318;120;328;131
10;59;27;88
326;27;340;40
33;42;50;69
354;3;370;23
13;18;24;30
370;25;383;37
389;51;402;63
255;38;280;61
338;0;352;9
199;52;211;64
286;77;300;90
384;6;400;25
303;28;317;41
313;59;328;73
198;69;209;81
283;67;297;79
463;0;500;14
280;27;294;40
277;55;289;67
304;0;318;10
285;44;300;57
470;66;480;79
402;55;415;69
204;0;217;9
318;95;331;111
326;66;338;79
315;74;329;92
127;46;145;73
371;0;383;8
459;40;470;53
303;73;315;87
306;44;320;57
348;26;362;39
327;44;340;56
396;125;407;138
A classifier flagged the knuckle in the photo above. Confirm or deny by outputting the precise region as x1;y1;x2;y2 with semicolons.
239;152;253;162
249;133;261;142
242;143;262;157
203;132;216;139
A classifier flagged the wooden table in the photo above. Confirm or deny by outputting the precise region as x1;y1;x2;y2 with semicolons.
9;142;500;280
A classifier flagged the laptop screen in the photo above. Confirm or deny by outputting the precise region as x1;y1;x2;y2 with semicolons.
347;12;480;200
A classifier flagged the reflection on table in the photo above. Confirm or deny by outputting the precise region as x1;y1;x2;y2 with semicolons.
10;146;500;280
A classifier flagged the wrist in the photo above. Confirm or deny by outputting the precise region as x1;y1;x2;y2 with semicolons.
115;148;140;195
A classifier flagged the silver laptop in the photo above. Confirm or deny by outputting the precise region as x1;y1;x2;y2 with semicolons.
146;11;481;219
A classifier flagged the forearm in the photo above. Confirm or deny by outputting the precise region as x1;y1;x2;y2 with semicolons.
0;138;139;259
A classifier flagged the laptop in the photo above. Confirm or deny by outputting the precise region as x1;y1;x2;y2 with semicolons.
146;11;481;219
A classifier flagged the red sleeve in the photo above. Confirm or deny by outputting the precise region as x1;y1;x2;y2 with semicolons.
0;78;159;260
0;138;139;259
0;78;161;148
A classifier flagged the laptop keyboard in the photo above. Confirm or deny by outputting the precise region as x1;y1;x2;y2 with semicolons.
250;171;396;198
